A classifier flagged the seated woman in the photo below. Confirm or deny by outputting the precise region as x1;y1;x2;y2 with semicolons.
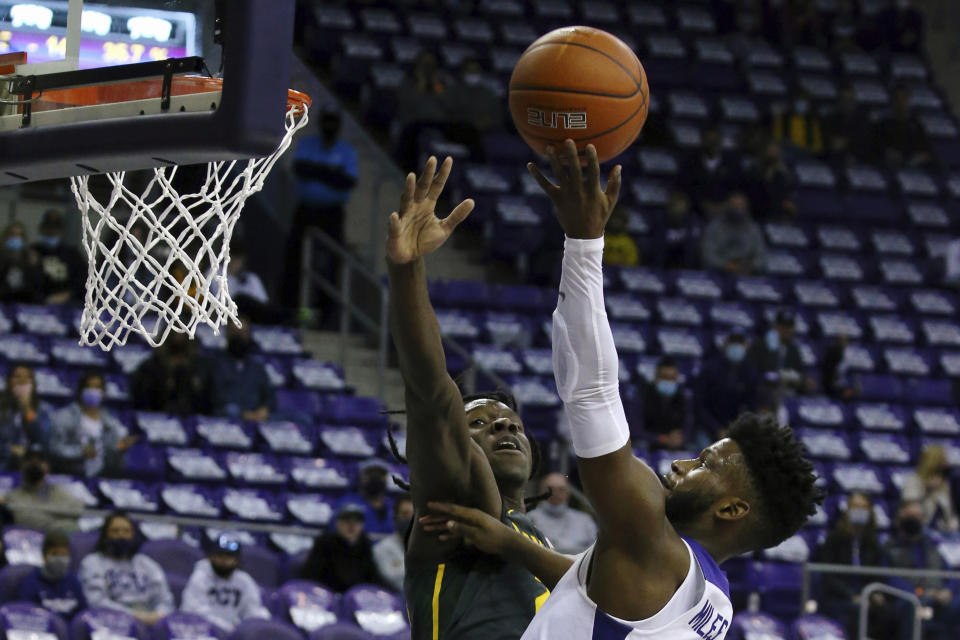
79;513;174;625
50;372;136;477
902;445;959;533
0;365;52;471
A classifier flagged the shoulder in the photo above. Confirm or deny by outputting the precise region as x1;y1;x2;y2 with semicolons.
52;404;79;422
79;553;104;571
134;554;164;572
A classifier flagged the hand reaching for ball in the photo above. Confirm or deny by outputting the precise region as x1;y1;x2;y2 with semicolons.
386;156;474;265
528;139;623;240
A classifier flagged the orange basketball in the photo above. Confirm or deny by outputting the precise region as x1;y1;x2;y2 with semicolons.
509;26;649;163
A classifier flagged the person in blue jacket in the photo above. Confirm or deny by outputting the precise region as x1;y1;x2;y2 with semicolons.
19;531;87;620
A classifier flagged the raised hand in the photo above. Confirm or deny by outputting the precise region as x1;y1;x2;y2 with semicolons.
527;139;622;240
386;156;474;265
420;501;516;555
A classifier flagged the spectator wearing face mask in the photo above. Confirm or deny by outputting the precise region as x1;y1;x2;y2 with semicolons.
680;124;742;217
301;500;386;593
31;209;84;305
654;191;701;270
0;365;52;471
902;445;959;533
695;333;759;444
208;318;274;422
635;357;692;451
814;493;898;640
527;473;597;555
701;192;767;276
743;140;796;221
821;335;860;400
181;535;270;631
342;459;395;535
4;449;82;533
746;310;810;395
770;90;823;158
131;333;212;415
884;500;960;640
0;221;42;304
373;494;414;593
49;372;136;477
19;531;86;620
79;513;174;625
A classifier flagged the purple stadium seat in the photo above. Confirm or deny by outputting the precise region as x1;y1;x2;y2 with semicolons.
259;422;314;456
793;281;842;308
859;432;912;466
195;418;254;450
795;429;852;462
734;277;786;304
72;607;149;640
884;348;933;376
821;254;866;282
434;309;481;344
0;563;37;603
228;618;304;640
913;408;960;436
123;443;167;480
904;378;955;406
766;223;811;249
271;581;339;632
815;310;864;340
50;338;108;368
4;527;44;566
98;479;160;513
68;531;98;572
0;602;68;640
830;463;886;495
708;301;757;330
322;396;388;428
610;324;650;354
310;624;373;640
226;453;287;487
618;267;669;296
850;285;900;313
482;311;534;349
240;545;282;589
136;413;192;447
292;361;348;393
852;403;908;432
858;374;904;402
160;484;223;518
166;571;189;608
790;614;848;640
319;427;375;458
275;390;324;420
153;611;225;640
15;305;69;336
728;611;788;640
656;327;705;358
673;271;725;300
746;561;804;619
284;551;310;584
341;585;409;638
784;398;847;430
222;488;284;523
167;448;228;482
140;539;204;579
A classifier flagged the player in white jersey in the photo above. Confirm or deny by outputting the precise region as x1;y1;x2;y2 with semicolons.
423;140;823;639
180;535;270;632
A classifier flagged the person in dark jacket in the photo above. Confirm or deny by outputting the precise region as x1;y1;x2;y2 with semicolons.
821;335;859;400
19;531;87;620
131;333;212;415
815;493;898;640
634;357;692;450
680;124;742;217
208;318;274;422
301;500;385;593
0;221;43;304
31;209;85;305
654;191;701;270
746;309;809;394
695;332;758;444
0;365;52;471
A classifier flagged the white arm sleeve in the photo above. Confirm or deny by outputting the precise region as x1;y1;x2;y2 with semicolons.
552;236;630;458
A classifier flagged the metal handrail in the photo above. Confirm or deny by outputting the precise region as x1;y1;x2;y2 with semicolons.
800;561;960;606
858;583;922;640
299;228;518;406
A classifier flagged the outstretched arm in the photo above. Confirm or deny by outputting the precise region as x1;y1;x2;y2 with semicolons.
421;502;573;590
531;142;689;609
386;157;500;520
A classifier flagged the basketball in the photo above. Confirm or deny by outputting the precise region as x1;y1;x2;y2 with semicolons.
509;26;649;163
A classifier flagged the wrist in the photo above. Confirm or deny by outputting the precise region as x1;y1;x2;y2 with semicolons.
563;236;605;253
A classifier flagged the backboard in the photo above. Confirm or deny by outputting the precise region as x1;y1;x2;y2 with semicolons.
0;0;296;185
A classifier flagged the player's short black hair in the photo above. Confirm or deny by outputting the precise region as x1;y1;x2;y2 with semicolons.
727;413;824;548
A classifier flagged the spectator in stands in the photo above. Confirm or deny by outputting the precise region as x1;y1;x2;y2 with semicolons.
0;221;42;304
762;0;824;49
701;191;768;275
301;500;384;593
527;473;597;555
654;191;701;270
31;209;84;305
5;448;82;534
680;124;741;217
343;458;395;535
395;52;453;170
285;104;358;312
210;243;285;326
50;372;136;477
634;357;692;451
695;332;758;445
821;335;860;400
208;318;275;422
878;0;924;53
746;310;808;394
373;494;413;593
0;365;52;471
19;531;86;620
446;58;501;160
771;90;824;158
902;445;959;533
131;333;212;415
80;513;174;625
884;500;960;640
602;205;639;267
826;0;867;51
824;83;871;166
877;84;932;169
181;535;270;632
743;139;796;221
815;492;899;640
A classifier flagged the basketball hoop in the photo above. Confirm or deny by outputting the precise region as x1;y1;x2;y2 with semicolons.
55;76;311;350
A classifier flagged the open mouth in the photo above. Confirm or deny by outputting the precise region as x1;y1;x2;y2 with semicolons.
494;438;521;453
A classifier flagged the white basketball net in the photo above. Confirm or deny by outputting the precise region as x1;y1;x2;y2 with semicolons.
70;100;310;350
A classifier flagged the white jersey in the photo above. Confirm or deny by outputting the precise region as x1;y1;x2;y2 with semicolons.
521;538;733;640
180;560;270;631
79;552;174;616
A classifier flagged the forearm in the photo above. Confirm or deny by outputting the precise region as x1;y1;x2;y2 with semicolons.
501;531;574;591
388;259;454;401
553;237;629;458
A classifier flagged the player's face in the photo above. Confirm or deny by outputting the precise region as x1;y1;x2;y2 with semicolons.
662;439;745;530
466;399;532;485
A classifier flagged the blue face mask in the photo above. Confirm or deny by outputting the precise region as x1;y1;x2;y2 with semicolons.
726;344;746;363
81;387;103;408
5;237;23;251
765;329;780;351
39;235;60;249
656;379;678;397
